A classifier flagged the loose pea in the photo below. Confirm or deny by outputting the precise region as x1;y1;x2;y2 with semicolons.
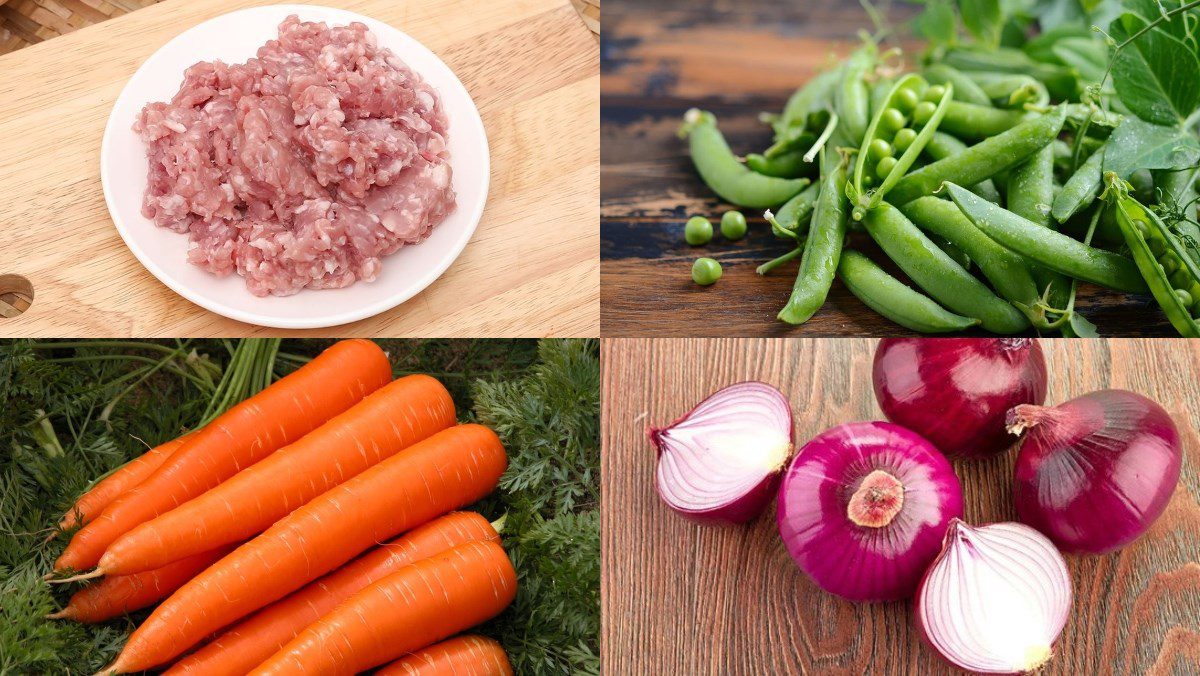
893;87;920;113
923;85;947;102
893;128;918;153
692;257;722;285
912;101;937;126
1176;288;1193;307
879;108;906;133
876;156;898;180
720;210;748;240
868;138;893;162
685;216;713;245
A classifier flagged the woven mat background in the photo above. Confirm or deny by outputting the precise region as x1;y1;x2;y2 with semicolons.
0;0;599;54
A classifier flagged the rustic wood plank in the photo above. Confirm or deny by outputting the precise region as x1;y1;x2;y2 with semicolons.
599;0;1179;337
601;338;1200;674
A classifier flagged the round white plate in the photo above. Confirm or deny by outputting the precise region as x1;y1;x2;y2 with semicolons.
102;4;489;329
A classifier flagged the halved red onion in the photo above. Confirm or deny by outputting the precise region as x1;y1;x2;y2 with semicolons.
776;421;963;601
651;381;793;523
873;338;1047;459
1009;389;1182;554
916;520;1072;674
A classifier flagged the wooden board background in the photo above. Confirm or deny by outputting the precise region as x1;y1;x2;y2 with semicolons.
0;0;598;337
599;0;1177;337
601;338;1200;674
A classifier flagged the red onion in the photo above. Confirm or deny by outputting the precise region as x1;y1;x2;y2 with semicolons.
916;520;1072;674
651;381;793;523
1008;389;1182;554
776;422;963;601
873;338;1048;459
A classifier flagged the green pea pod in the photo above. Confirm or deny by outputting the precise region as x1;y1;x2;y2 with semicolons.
863;202;1030;334
966;73;1050;108
837;250;981;332
746;147;815;179
869;77;896;118
1051;143;1105;223
938;101;1027;139
947;182;1148;294
778;152;848;325
766;182;821;238
935;237;971;269
890;106;1067;206
1007;144;1073;329
835;49;873;145
679;109;809;208
924;133;1001;203
942;46;1078;100
900;197;1042;317
1110;180;1200;337
776;68;841;139
921;64;992;107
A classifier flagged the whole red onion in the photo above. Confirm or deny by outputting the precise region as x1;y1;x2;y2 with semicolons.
776;421;963;602
1009;389;1182;554
873;338;1048;459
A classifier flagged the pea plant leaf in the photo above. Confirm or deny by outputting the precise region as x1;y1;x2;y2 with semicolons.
959;0;1004;45
1110;13;1200;126
913;0;959;46
1052;37;1108;84
1121;0;1198;53
1103;117;1200;178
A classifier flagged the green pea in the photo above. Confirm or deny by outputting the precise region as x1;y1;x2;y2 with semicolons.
923;85;947;102
1170;267;1192;289
1176;288;1193;307
720;210;748;240
868;138;893;162
862;174;877;188
876;156;898;180
893;87;920;113
1134;219;1150;238
1161;254;1180;275
912;101;938;126
893;128;918;153
1148;236;1167;257
879;108;906;133
685;216;713;245
692;257;722;285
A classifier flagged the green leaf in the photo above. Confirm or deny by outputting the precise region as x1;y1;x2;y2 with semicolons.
1111;13;1200;125
1052;37;1109;84
960;0;1004;44
1064;309;1100;337
1122;0;1197;52
913;1;958;46
1103;117;1200;178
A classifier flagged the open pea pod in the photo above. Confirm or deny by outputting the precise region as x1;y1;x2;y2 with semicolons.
849;74;953;220
1109;176;1200;337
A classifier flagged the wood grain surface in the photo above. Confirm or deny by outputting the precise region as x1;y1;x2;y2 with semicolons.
0;0;598;337
601;338;1200;675
599;0;1178;337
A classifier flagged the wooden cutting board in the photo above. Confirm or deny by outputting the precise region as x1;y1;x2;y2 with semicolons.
601;0;1176;337
0;0;598;337
602;337;1200;675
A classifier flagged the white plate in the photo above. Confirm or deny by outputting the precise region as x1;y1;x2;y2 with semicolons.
102;4;489;329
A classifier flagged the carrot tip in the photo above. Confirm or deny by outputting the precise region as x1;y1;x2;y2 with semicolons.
45;610;70;620
48;568;105;584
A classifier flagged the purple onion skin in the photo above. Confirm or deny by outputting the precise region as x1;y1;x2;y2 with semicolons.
776;421;964;602
873;338;1048;459
1013;390;1182;554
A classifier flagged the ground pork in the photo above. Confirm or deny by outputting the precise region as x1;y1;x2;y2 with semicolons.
135;15;455;296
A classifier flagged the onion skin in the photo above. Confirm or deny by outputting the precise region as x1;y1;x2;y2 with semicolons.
873;338;1048;459
1011;389;1182;554
651;381;793;523
776;421;963;602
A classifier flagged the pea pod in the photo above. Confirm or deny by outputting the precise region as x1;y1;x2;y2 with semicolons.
862;202;1030;333
778;152;848;325
889;106;1067;206
746;147;815;179
938;101;1027;139
942;46;1077;100
921;64;992;107
1110;179;1200;337
766;182;821;239
776;68;840;139
1051;143;1105;223
837;250;981;332
946;182;1149;294
967;73;1050;108
924;133;1001;203
679;109;809;208
835;48;873;145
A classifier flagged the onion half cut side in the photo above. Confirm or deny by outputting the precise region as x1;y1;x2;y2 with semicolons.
651;381;793;523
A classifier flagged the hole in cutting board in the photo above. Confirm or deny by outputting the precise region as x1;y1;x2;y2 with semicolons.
0;274;33;318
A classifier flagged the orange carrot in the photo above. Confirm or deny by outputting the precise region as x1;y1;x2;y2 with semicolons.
166;512;498;676
98;375;456;576
58;434;191;531
375;636;513;676
99;424;507;674
252;540;517;676
47;545;234;623
54;339;391;574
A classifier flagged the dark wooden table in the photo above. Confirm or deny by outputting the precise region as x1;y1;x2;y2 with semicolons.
600;0;1176;337
601;338;1200;674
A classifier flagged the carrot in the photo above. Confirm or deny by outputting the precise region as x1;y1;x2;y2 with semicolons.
99;424;507;674
166;512;498;676
252;540;518;676
53;339;391;574
46;545;234;623
58;434;191;531
97;374;456;576
375;635;513;676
